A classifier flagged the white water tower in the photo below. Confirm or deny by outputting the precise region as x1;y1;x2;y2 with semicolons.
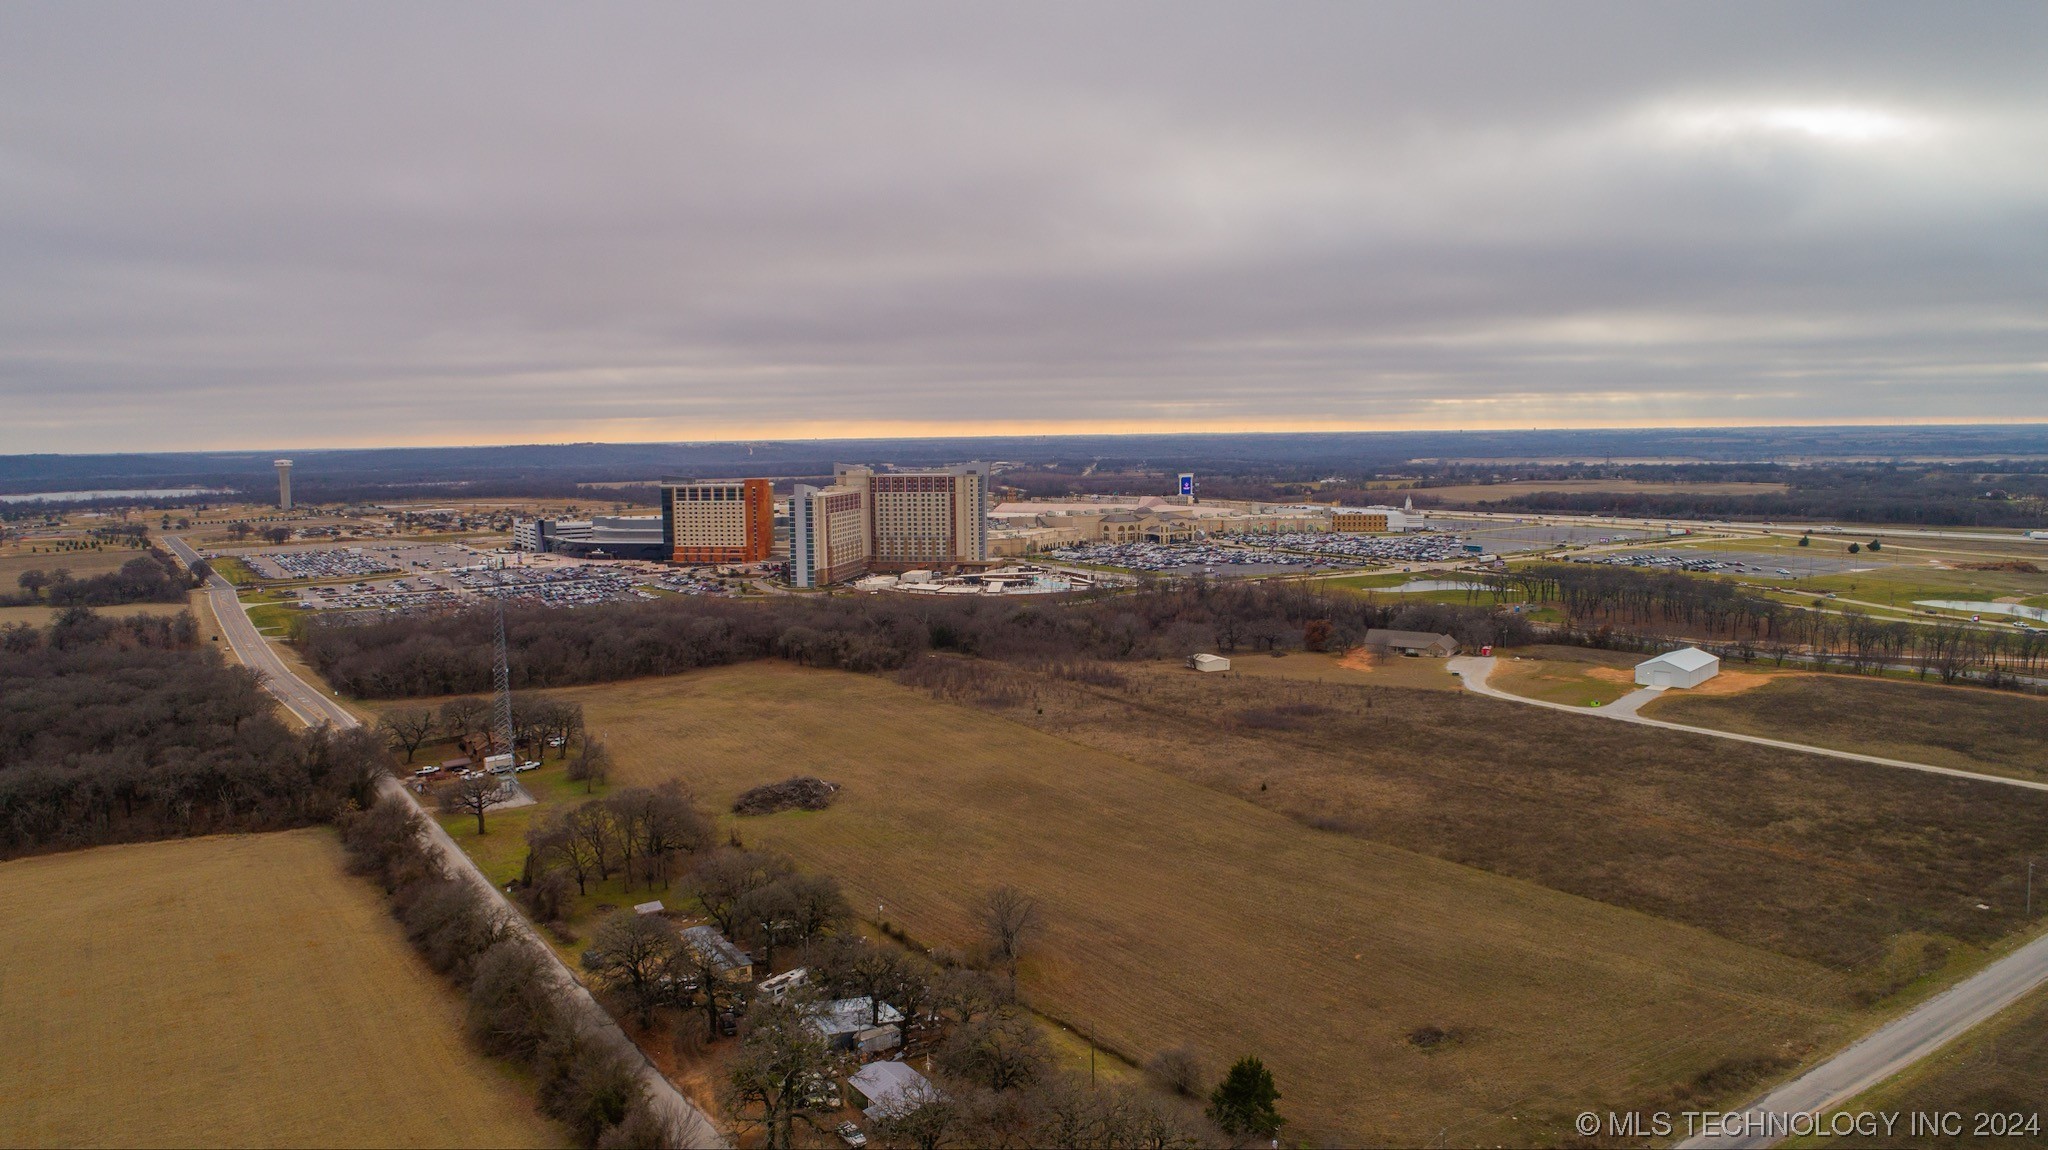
275;459;294;510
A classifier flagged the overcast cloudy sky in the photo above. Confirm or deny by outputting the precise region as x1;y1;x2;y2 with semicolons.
2;3;2044;453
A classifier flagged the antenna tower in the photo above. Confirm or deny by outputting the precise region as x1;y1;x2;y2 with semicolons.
492;599;515;759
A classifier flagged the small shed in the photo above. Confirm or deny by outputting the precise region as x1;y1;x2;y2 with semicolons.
855;1024;902;1054
1635;647;1720;689
847;1060;936;1121
1187;653;1231;673
632;900;665;916
1363;629;1461;658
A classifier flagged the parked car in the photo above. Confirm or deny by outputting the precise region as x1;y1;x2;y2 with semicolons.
836;1122;867;1148
515;760;540;773
413;764;440;777
489;761;515;775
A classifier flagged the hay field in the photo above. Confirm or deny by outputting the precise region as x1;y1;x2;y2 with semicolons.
1645;675;2048;783
0;831;560;1149
555;663;1852;1146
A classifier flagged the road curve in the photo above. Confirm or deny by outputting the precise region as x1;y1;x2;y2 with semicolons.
163;537;727;1148
1447;655;2048;795
1448;654;2048;1148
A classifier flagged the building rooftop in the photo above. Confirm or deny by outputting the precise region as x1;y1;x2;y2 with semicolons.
679;925;750;970
847;1060;935;1121
1641;646;1719;671
811;996;906;1037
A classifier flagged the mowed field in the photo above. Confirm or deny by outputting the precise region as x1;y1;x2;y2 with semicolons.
1488;644;1644;707
1646;674;2048;784
549;662;1854;1146
0;831;560;1149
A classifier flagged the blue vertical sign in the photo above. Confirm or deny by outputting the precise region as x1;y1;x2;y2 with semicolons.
1178;473;1194;497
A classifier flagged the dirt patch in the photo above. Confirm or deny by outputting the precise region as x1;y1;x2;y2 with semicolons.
732;775;841;816
1954;561;2041;573
1584;666;1636;684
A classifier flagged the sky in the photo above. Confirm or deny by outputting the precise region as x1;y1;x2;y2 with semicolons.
2;2;2045;454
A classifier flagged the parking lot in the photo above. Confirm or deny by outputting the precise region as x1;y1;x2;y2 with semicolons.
1040;539;1366;573
1236;531;1479;564
247;548;401;580
1571;548;1876;578
1424;519;1657;553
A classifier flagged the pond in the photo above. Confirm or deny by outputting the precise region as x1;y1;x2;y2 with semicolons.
1915;599;2048;623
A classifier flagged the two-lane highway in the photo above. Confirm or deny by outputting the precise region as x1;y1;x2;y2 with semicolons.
161;536;727;1148
163;535;355;727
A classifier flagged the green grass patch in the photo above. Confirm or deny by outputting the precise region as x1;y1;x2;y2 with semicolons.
210;556;259;585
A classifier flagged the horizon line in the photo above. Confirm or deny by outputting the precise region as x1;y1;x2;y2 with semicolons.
9;416;2048;458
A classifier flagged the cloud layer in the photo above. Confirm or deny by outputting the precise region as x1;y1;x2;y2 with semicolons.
3;2;2044;451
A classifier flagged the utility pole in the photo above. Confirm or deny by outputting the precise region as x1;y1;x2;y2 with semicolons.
492;598;514;763
2029;860;2035;919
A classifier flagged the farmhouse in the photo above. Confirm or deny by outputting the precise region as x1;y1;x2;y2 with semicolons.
1363;629;1460;658
1635;647;1720;689
847;1060;935;1122
679;925;753;982
1187;653;1231;672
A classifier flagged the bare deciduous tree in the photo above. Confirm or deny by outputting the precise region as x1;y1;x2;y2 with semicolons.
379;706;439;763
583;910;684;1029
977;885;1042;994
441;772;512;835
723;995;833;1150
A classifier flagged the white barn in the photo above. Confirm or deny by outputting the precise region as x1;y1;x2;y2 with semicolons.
1635;647;1720;689
1187;653;1231;673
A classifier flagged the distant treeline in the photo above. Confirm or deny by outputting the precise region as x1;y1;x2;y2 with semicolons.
1413;462;2048;528
2;549;195;608
0;611;385;857
303;582;1537;699
1483;564;2048;685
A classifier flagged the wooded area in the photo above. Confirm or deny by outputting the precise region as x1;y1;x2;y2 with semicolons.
302;583;1535;699
0;611;383;857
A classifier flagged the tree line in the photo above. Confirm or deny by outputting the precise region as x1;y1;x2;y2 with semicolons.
339;797;679;1148
4;549;196;608
0;610;385;858
302;582;1535;700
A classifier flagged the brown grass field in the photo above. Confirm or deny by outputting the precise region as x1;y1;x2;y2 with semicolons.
0;595;203;629
1645;675;2048;784
531;662;1859;1146
0;545;142;584
0;831;560;1149
967;661;2048;973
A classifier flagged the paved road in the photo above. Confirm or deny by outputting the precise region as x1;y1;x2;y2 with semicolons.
1448;654;2048;1147
1678;927;2048;1148
164;537;727;1148
1447;655;2048;795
